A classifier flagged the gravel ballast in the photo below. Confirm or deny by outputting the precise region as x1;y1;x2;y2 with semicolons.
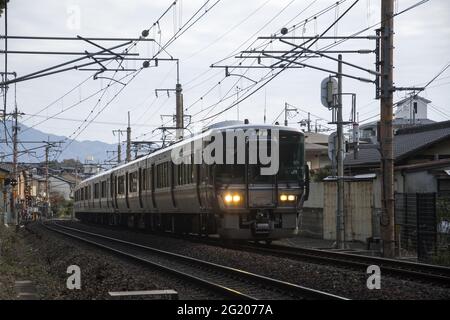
1;223;216;300
57;220;450;300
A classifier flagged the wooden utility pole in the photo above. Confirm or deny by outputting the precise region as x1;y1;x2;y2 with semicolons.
380;0;395;257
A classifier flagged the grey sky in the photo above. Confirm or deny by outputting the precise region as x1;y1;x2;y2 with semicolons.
2;0;449;148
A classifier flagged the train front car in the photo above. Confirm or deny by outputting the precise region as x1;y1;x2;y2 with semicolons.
212;125;308;242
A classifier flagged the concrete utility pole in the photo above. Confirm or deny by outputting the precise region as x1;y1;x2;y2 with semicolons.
126;111;131;162
380;0;395;257
44;144;50;218
11;101;18;228
112;129;124;163
336;54;345;249
175;83;184;140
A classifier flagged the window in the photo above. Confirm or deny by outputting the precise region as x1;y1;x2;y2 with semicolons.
129;171;138;193
101;181;107;198
94;183;100;199
118;175;125;194
177;164;194;185
157;162;170;188
142;169;147;191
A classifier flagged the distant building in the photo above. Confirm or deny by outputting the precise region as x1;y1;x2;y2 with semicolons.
358;96;435;144
395;96;431;121
304;132;331;170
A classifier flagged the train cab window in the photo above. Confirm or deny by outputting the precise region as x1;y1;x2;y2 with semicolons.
215;164;245;184
129;171;138;193
118;176;125;194
278;132;303;182
101;181;107;198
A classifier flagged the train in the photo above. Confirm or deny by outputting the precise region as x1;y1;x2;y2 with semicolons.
74;121;309;243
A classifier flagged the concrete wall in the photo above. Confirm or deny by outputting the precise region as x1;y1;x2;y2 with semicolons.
300;182;324;238
323;180;376;243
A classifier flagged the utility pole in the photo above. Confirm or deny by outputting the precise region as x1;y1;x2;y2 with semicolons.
284;102;288;126
336;54;345;249
112;129;124;163
307;112;311;132
126;111;131;162
380;0;395;258
175;83;184;140
11;102;18;229
44;144;50;219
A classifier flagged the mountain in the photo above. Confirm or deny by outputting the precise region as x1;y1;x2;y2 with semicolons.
0;120;114;163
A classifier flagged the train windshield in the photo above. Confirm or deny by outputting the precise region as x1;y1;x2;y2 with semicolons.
214;130;303;185
278;132;303;182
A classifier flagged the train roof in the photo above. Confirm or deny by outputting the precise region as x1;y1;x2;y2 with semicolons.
76;123;303;186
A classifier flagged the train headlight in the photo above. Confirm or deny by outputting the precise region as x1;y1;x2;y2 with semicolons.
280;194;296;202
223;193;243;205
224;194;233;203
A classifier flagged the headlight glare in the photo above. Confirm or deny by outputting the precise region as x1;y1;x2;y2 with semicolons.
224;194;233;203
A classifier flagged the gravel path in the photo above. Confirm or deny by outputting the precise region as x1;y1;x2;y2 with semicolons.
57;220;450;300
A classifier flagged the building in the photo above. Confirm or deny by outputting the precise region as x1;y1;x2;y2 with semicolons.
358;96;435;143
345;120;450;194
304;132;330;170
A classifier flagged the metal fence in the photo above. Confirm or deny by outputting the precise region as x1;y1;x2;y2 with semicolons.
395;193;450;262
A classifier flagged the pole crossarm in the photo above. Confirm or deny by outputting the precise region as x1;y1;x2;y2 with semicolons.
0;41;133;86
0;35;155;42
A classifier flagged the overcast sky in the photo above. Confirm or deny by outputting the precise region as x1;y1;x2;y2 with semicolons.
2;0;449;150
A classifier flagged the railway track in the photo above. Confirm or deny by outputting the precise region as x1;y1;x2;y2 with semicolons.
232;243;450;286
41;222;349;300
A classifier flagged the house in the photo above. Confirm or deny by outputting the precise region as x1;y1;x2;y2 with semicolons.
345;120;450;193
304;132;330;170
357;96;435;143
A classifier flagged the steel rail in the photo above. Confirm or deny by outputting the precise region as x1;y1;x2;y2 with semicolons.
42;222;348;300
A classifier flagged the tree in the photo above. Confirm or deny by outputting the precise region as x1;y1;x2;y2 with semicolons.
0;0;9;17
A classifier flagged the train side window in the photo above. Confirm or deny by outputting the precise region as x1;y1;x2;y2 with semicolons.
101;181;106;198
129;171;138;193
94;183;99;199
142;168;147;191
118;175;125;194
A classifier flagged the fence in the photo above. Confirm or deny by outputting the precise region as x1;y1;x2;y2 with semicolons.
395;193;450;262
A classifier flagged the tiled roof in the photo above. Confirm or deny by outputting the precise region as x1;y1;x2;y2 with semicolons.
345;121;450;167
